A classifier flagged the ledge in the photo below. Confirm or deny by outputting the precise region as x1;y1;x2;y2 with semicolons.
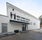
10;20;29;24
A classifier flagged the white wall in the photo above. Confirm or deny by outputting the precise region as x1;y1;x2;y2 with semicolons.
0;15;8;23
7;3;40;32
7;7;30;32
0;15;8;33
28;19;40;30
8;22;23;32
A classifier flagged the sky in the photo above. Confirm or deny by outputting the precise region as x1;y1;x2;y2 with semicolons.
0;0;42;18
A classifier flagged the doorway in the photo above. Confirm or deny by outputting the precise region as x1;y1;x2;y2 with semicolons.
22;24;27;31
2;23;7;33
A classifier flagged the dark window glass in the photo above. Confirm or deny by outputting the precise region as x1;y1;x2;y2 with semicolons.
17;16;20;18
12;9;14;11
14;14;16;19
10;12;12;18
2;23;7;33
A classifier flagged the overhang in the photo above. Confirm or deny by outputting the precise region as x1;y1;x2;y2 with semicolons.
10;20;29;24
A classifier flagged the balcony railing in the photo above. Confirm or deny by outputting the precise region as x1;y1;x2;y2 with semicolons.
10;14;30;23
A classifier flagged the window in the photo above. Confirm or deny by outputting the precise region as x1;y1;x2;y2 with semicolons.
10;12;12;18
2;23;7;33
12;9;14;11
16;16;21;21
17;16;20;18
14;14;16;19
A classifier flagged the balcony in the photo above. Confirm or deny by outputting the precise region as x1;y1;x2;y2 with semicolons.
10;15;30;24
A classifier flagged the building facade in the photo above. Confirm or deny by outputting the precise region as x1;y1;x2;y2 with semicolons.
0;2;40;33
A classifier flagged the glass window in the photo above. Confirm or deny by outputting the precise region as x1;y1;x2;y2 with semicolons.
2;23;7;33
14;14;16;19
10;12;12;18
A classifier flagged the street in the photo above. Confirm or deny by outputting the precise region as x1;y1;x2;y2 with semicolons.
0;31;42;40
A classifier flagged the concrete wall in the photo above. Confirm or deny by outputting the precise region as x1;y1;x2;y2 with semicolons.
8;23;23;32
0;15;8;33
7;7;30;32
7;3;40;32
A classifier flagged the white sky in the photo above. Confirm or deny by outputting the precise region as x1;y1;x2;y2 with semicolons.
0;0;42;18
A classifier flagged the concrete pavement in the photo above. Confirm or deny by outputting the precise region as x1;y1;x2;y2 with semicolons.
0;31;42;40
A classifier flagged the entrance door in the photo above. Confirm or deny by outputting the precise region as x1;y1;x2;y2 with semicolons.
2;23;7;33
22;27;25;31
22;24;26;31
24;24;26;31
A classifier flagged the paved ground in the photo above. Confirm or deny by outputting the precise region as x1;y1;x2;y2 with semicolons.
32;28;42;33
0;31;42;40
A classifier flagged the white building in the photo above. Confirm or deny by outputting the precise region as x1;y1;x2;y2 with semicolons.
0;2;40;33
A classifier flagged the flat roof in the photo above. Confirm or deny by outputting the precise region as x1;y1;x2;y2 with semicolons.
0;14;8;17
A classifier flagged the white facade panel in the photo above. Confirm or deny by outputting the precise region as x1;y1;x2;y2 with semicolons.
8;23;23;32
0;15;8;23
28;19;40;30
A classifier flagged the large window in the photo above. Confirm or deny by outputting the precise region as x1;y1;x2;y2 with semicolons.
10;12;12;19
2;23;7;33
14;14;16;19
